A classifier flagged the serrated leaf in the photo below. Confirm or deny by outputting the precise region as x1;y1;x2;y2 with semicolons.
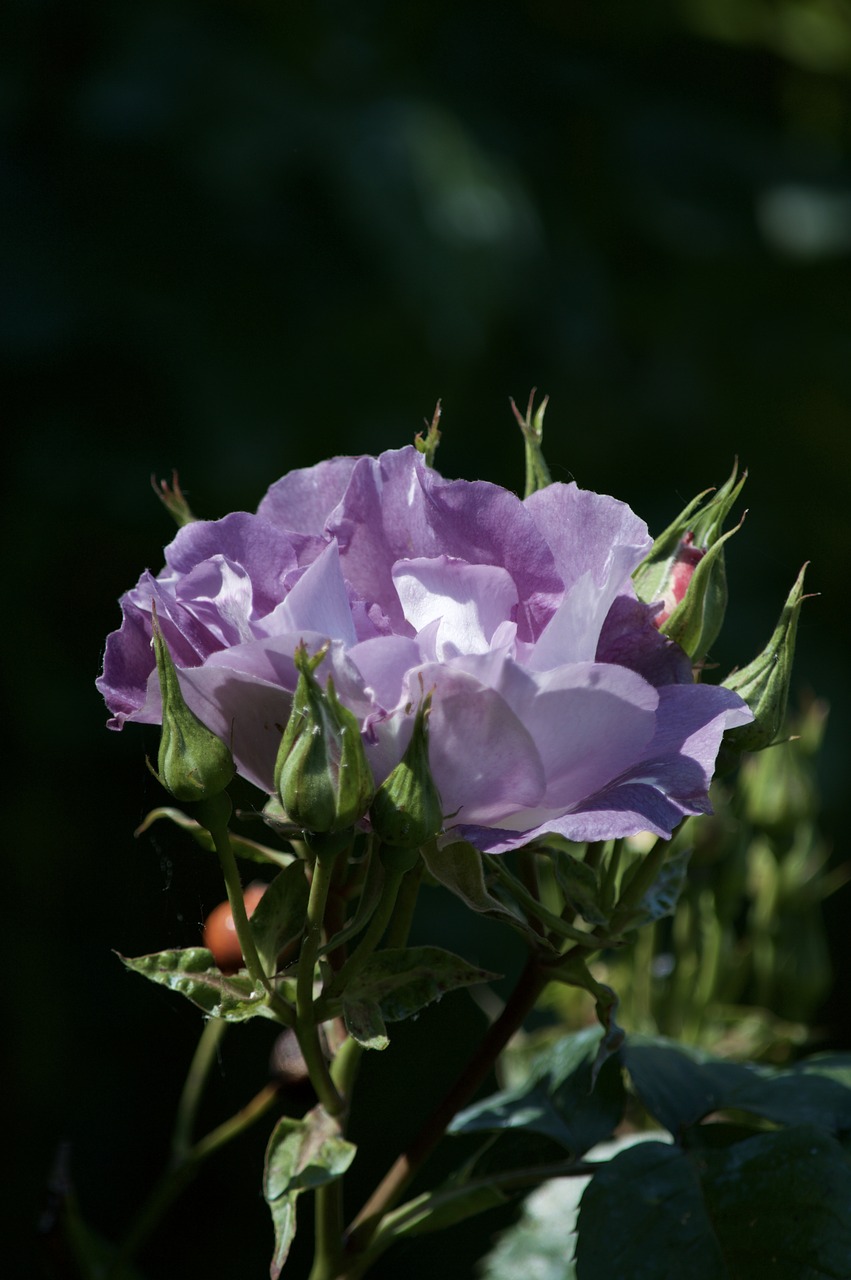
576;1125;851;1280
343;998;389;1050
135;806;296;867
119;947;279;1021
481;1176;582;1280
450;1027;625;1159
423;843;551;950
263;1105;357;1278
345;947;498;1022
547;849;608;926
627;843;692;928
625;1036;851;1138
249;861;308;975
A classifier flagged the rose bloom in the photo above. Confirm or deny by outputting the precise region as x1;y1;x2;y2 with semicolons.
98;447;751;852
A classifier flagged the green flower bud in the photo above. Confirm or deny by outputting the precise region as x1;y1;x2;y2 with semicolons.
152;470;197;527
722;565;809;755
371;693;443;860
510;388;552;498
633;461;746;664
150;605;235;802
274;643;373;835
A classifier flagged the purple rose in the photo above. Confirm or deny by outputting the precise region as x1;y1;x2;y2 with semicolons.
98;447;751;852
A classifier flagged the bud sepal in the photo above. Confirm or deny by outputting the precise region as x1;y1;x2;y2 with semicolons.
633;461;747;663
722;564;810;755
370;692;443;860
150;604;235;803
274;643;374;835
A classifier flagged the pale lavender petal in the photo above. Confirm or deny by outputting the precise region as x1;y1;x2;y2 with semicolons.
265;541;357;647
449;678;751;850
347;634;424;711
329;448;562;641
176;557;257;646
163;513;298;617
392;556;519;659
97;588;157;726
524;483;651;595
413;665;546;825
257;455;361;535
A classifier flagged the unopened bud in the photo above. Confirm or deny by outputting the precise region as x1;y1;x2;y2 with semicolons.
722;565;809;755
371;693;443;862
274;643;373;836
633;462;746;663
151;605;235;802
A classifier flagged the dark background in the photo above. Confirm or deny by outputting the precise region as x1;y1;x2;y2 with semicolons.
6;2;851;1276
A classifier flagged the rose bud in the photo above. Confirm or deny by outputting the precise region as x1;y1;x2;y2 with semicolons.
203;882;267;974
721;564;809;756
633;462;746;663
371;692;442;870
273;642;373;840
150;603;235;803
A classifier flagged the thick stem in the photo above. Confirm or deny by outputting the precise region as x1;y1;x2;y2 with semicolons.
344;953;547;1257
309;1182;346;1280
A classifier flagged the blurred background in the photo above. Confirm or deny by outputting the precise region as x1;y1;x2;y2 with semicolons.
5;1;851;1275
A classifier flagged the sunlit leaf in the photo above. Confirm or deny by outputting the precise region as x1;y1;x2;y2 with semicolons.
344;947;498;1022
119;947;281;1021
249;860;308;975
264;1105;357;1278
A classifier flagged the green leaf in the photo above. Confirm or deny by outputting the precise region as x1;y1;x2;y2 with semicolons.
135;806;296;868
576;1126;851;1280
450;1027;625;1159
249;860;308;975
551;957;624;1084
546;847;608;926
119;947;283;1021
625;1037;851;1138
481;1175;583;1280
343;997;390;1050
264;1105;357;1278
381;1181;509;1242
344;946;499;1022
423;842;554;949
623;843;693;929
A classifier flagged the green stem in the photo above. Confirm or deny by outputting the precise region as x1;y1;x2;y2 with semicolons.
516;849;546;937
384;860;423;950
107;1081;279;1277
309;1183;345;1280
609;832;672;934
170;1017;227;1165
324;863;405;1000
198;795;293;1025
599;837;624;914
485;855;603;947
296;846;345;1117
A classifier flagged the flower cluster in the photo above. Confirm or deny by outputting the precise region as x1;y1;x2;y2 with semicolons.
98;447;750;851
